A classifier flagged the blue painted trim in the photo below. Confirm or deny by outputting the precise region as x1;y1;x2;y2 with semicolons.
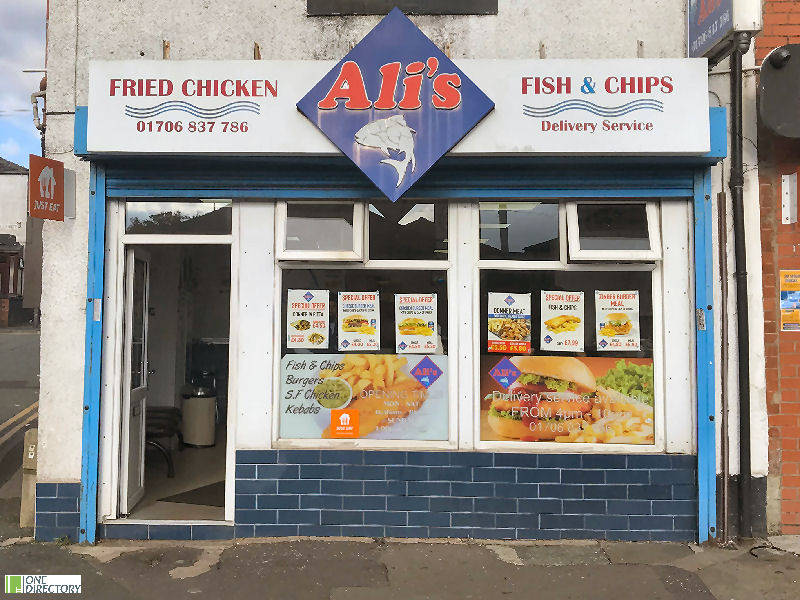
80;164;106;544
694;168;716;543
74;106;88;157
707;107;727;159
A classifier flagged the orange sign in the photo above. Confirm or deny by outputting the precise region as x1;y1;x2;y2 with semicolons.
29;154;65;221
330;409;359;438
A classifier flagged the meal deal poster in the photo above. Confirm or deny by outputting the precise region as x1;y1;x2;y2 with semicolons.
540;291;584;352
479;354;654;444
286;289;329;349
487;293;532;354
595;291;640;351
395;294;438;354
279;354;448;440
338;292;380;351
780;270;800;332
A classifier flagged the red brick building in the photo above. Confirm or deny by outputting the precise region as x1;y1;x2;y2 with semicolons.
757;1;800;535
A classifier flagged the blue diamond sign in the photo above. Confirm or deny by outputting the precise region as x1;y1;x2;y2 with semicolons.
410;356;443;389
296;8;494;202
488;357;521;390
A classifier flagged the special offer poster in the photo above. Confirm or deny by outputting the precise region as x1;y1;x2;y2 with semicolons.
540;291;584;352
487;292;532;353
286;289;329;349
479;354;654;444
279;354;448;440
780;270;800;332
595;291;641;351
395;293;438;354
337;292;380;351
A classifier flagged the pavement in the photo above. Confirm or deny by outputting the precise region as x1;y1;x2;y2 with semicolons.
0;529;797;599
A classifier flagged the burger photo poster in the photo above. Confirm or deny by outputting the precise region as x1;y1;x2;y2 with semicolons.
595;291;640;351
479;354;655;445
338;292;380;351
395;293;438;354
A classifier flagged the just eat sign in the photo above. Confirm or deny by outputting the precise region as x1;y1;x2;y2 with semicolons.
29;155;65;221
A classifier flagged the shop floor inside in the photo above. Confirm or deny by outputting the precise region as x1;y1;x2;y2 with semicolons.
126;423;227;521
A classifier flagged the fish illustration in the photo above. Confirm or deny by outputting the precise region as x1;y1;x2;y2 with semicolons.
354;115;416;188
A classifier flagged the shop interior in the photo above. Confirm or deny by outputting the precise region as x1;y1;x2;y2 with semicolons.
126;243;231;521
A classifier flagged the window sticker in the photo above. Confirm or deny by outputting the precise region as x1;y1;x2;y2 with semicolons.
286;289;330;349
487;292;532;354
595;291;641;351
279;354;448;440
338;292;380;351
540;291;584;352
395;294;438;354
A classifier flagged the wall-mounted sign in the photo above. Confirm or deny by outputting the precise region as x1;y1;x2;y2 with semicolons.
29;155;71;221
687;0;762;61
86;59;709;156
296;8;494;201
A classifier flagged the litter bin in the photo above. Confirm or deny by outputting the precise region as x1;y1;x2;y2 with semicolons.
181;385;216;447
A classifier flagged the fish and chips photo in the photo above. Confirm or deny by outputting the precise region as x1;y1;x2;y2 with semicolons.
544;314;581;334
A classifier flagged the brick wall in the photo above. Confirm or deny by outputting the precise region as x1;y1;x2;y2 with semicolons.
757;1;800;534
35;482;80;542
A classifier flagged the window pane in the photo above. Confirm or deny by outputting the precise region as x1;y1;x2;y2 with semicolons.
279;268;449;442
130;257;147;389
126;201;231;234
478;269;654;445
369;201;448;260
285;203;354;252
577;203;650;250
479;202;559;260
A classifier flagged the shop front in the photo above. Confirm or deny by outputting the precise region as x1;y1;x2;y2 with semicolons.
59;12;725;544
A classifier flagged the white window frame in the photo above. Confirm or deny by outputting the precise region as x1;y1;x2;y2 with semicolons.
272;202;458;450
567;200;662;261
275;200;365;261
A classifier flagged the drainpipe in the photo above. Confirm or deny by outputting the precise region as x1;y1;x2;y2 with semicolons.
729;31;752;539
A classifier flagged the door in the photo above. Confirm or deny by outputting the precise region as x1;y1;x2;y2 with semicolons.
120;248;150;514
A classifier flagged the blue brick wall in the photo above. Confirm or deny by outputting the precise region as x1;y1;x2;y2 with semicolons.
35;482;81;542
235;451;698;542
99;523;234;540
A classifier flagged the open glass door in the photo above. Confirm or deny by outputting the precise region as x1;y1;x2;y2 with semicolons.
120;247;150;514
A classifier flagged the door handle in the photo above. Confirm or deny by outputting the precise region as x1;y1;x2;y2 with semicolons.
132;405;140;417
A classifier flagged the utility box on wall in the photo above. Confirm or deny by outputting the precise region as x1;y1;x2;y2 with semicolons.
782;172;798;225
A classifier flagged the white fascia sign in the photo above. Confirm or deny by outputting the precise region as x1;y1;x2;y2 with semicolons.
86;58;709;156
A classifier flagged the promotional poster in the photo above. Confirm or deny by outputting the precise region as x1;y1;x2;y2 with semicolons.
540;291;584;352
487;292;532;353
337;292;380;351
286;289;330;349
279;354;448;440
395;294;438;354
780;270;800;332
595;290;641;351
480;354;654;444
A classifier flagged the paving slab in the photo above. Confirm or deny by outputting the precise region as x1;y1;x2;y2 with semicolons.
602;541;695;565
515;541;609;565
770;535;800;556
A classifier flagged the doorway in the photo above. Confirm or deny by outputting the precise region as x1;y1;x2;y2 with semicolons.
119;244;231;521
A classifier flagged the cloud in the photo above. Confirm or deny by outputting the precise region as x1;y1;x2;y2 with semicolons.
0;138;22;158
0;1;47;122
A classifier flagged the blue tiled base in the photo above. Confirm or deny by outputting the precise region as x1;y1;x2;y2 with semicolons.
35;482;80;542
100;523;234;540
235;451;698;542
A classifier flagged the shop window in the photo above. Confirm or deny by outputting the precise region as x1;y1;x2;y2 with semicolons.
479;201;561;261
368;201;448;260
276;201;364;260
125;200;231;235
567;201;661;261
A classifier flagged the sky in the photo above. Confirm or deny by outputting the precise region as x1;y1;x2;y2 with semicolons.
0;0;47;168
